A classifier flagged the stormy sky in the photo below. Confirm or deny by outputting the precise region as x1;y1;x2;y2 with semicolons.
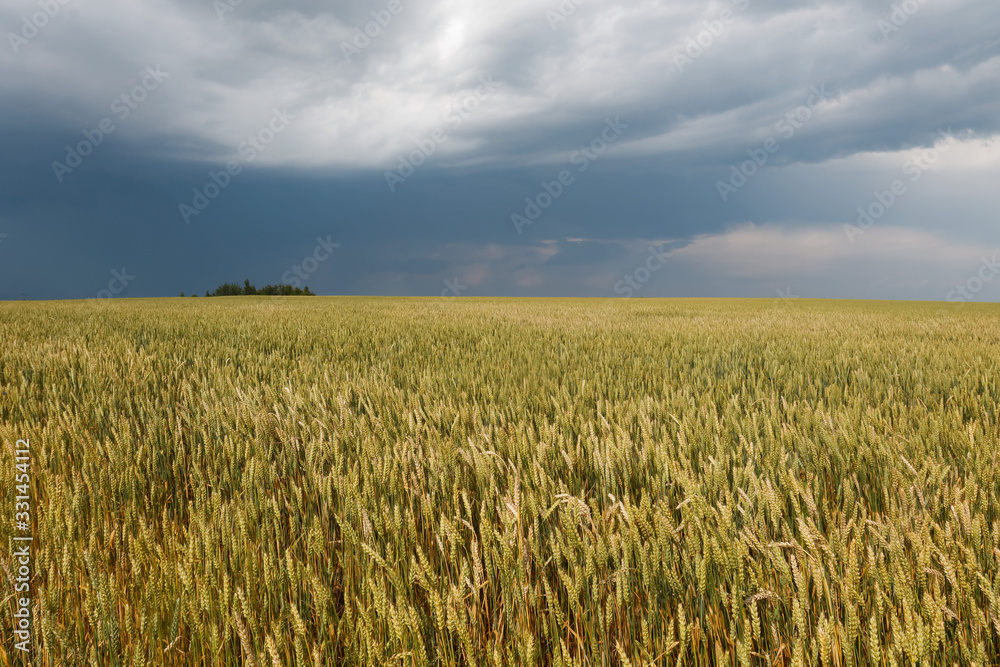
1;0;999;301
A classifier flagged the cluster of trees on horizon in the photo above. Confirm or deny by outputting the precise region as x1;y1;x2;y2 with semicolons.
180;280;315;297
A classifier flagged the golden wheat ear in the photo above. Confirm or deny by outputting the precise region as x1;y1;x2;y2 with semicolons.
3;297;996;665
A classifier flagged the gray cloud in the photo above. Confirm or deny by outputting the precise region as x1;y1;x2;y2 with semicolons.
1;0;999;300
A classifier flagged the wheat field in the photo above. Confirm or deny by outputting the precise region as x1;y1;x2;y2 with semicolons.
1;297;999;666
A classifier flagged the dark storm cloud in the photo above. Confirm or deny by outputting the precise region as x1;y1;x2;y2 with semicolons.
1;0;999;300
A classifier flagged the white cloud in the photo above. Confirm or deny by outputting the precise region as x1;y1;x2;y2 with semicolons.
670;222;998;279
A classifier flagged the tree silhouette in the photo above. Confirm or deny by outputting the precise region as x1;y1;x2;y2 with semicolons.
203;280;315;297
